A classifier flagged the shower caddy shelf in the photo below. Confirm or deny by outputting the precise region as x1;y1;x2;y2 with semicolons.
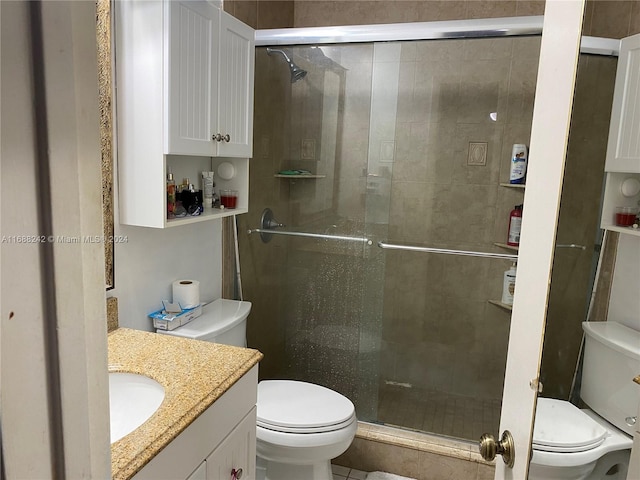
274;174;326;179
488;300;513;312
500;183;526;189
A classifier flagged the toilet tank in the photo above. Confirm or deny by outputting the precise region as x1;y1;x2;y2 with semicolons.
158;299;251;347
580;321;640;436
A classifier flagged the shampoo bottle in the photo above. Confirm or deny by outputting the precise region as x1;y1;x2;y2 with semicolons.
501;263;517;305
509;144;528;184
507;204;523;246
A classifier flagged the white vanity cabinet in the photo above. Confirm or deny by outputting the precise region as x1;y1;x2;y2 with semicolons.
600;33;640;237
115;0;254;228
134;365;258;480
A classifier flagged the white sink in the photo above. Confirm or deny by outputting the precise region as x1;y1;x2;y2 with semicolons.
109;372;165;443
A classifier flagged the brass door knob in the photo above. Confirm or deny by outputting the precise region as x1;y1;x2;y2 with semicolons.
479;430;515;468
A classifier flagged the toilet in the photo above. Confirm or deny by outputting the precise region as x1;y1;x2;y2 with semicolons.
529;321;639;480
158;299;357;480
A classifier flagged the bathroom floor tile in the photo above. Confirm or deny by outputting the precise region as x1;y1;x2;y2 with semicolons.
349;468;367;479
332;464;350;477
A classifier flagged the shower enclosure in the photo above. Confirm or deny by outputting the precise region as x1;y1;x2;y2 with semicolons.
239;21;617;443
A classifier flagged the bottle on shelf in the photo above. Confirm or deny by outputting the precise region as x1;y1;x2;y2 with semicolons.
167;171;176;219
507;204;523;246
509;144;528;184
501;263;517;306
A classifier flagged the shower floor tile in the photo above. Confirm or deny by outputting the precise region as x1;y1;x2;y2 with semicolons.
377;384;501;441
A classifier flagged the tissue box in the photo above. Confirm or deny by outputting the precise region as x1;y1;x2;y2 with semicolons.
150;304;202;331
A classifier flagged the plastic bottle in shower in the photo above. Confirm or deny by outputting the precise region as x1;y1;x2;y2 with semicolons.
501;263;517;305
507;204;523;246
509;144;528;184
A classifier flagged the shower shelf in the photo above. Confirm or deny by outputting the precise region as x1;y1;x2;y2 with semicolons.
488;300;513;312
274;174;326;179
500;183;526;189
494;242;519;251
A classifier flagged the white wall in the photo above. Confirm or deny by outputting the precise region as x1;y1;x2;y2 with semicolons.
111;219;223;331
608;234;640;331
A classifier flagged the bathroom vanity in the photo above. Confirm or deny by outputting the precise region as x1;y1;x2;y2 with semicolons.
108;328;262;480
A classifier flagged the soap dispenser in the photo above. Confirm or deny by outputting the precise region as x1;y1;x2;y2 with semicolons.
501;263;517;305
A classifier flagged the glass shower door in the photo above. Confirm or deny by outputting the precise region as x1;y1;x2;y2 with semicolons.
242;34;542;442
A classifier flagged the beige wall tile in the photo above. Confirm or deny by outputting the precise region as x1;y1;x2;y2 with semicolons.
516;0;545;16
631;0;640;35
590;0;633;38
465;0;517;19
477;462;496;480
234;0;258;28
257;0;295;28
411;1;469;22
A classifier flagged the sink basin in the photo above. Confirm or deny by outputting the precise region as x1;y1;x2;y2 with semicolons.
109;372;165;443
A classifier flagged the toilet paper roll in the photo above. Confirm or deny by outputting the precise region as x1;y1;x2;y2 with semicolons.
172;279;200;309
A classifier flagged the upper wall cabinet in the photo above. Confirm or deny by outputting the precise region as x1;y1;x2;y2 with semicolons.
601;33;640;236
117;0;254;159
605;33;640;173
167;2;254;157
115;0;254;228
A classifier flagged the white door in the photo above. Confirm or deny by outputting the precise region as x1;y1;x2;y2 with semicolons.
487;1;586;478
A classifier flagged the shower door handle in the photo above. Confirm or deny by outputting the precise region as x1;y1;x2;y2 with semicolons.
479;430;515;468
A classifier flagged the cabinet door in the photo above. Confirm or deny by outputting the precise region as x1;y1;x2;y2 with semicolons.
605;33;640;173
167;1;219;156
216;12;255;158
206;407;256;480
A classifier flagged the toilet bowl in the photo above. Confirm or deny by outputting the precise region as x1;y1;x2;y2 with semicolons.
529;399;632;480
159;299;357;480
256;380;357;480
528;321;639;480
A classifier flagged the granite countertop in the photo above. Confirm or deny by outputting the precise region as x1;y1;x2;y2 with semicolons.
109;328;263;480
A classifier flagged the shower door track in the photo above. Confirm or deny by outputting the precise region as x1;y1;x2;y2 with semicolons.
255;16;620;57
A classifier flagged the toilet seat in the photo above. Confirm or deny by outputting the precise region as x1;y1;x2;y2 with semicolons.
533;398;607;453
257;380;356;434
531;402;633;469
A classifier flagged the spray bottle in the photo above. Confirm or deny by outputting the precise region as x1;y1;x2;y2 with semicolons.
507;204;523;246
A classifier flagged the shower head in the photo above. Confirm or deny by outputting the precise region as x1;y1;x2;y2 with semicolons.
266;47;308;83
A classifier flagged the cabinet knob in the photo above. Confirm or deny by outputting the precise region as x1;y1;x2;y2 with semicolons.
212;133;231;143
231;468;243;479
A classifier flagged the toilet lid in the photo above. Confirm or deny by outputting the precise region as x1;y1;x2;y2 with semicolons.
257;380;356;434
533;398;607;453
